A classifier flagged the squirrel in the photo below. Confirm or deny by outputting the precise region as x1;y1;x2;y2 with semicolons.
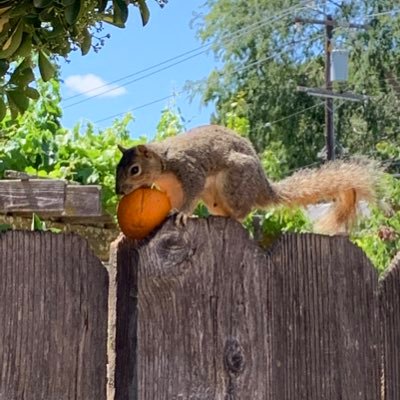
116;124;381;234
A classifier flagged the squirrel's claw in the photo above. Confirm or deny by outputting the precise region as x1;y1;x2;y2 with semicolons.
175;211;189;227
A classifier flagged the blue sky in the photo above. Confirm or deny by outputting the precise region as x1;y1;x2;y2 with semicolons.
59;0;216;139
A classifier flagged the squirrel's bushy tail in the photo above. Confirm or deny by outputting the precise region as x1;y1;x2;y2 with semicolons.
269;159;382;234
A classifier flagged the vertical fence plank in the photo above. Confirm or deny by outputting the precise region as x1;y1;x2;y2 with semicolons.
0;231;108;400
269;234;380;400
112;217;381;400
108;236;138;400
380;252;400;400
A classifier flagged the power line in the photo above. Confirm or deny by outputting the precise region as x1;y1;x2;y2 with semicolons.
63;5;400;108
63;2;310;106
63;50;208;109
233;33;325;74
66;26;324;112
65;22;352;110
364;8;400;18
265;102;325;127
82;7;398;125
92;33;327;125
95;92;325;132
94;93;177;124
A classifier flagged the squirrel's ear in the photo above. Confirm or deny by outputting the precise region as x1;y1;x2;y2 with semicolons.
137;144;153;158
117;144;127;154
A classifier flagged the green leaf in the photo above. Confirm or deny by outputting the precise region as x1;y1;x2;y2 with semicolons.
10;65;34;86
0;20;23;59
12;33;32;59
31;213;46;231
7;89;29;113
24;86;40;100
65;0;82;25
98;0;108;13
38;49;56;81
0;97;6;120
6;91;19;118
101;13;124;28
113;0;128;26
0;59;8;75
0;223;11;232
137;0;149;26
80;28;91;56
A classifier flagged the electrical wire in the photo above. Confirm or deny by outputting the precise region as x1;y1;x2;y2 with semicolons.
364;9;400;18
94;93;177;124
92;33;327;124
63;50;209;109
265;101;325;127
68;6;400;124
63;4;400;106
62;1;311;106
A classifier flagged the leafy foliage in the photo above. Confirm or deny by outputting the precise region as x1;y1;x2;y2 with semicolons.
0;81;187;216
1;78;398;272
352;144;400;273
194;0;400;169
0;80;144;215
0;0;167;120
154;104;185;141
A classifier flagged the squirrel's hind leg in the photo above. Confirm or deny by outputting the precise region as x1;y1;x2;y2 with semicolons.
215;154;273;220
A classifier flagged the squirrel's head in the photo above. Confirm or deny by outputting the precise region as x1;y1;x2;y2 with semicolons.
115;144;163;195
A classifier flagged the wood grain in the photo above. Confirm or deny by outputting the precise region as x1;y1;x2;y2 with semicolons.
112;217;381;399
0;180;65;212
0;180;103;217
0;231;108;400
380;252;400;400
65;185;102;217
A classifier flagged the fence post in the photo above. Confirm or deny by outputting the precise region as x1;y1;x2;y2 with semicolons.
111;217;381;399
0;231;108;400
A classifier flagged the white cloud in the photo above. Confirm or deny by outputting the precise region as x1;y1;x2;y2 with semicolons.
65;74;127;98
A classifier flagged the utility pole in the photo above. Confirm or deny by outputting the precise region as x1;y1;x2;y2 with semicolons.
294;16;368;161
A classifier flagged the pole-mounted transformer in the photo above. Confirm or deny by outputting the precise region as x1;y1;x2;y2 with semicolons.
331;49;349;82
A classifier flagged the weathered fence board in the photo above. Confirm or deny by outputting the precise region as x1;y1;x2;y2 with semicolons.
0;180;103;217
380;252;400;400
268;234;380;400
108;236;138;400
65;185;102;217
0;231;108;400
0;180;65;212
0;220;398;399
111;217;382;400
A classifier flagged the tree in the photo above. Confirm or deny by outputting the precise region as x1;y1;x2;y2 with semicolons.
194;0;400;171
0;0;168;120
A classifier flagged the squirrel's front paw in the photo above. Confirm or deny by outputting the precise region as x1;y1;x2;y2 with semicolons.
175;211;189;227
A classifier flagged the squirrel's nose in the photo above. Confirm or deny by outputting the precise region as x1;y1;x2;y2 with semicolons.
116;182;132;195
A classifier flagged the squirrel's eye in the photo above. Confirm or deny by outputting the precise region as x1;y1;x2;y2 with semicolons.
129;165;141;176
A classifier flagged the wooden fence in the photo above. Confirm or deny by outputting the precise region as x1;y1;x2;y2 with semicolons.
0;218;399;399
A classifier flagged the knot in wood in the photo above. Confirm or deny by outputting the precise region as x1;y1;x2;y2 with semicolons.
154;230;193;267
224;338;245;376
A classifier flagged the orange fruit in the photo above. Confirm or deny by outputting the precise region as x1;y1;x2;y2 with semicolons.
117;187;172;240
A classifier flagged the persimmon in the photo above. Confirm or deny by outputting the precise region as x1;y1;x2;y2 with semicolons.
117;187;172;240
